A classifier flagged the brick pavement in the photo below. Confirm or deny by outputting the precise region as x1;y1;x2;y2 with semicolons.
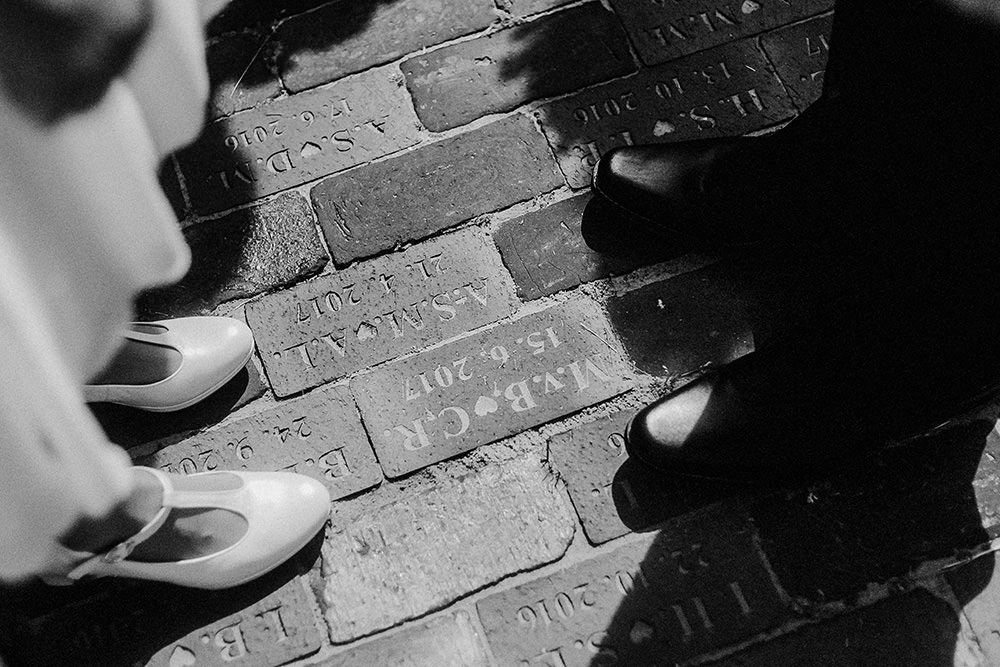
5;2;1000;666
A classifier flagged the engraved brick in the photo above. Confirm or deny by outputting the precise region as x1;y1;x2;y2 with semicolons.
477;503;790;667
605;261;757;376
246;229;518;397
353;299;634;478
312;115;562;265
495;194;660;300
3;574;321;667
751;419;996;603
139;193;328;317
92;362;267;448
175;68;421;215
534;38;794;188
401;3;635;132
609;0;834;66
138;385;380;499
315;456;575;642
760;12;834;109
704;591;960;667
946;556;1000;665
500;0;575;17
207;31;282;120
318;611;489;667
276;0;497;92
549;409;733;544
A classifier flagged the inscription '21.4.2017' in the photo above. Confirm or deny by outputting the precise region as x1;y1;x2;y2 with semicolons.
352;300;634;478
246;229;518;397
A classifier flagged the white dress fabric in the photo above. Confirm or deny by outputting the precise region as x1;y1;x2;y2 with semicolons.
0;0;208;581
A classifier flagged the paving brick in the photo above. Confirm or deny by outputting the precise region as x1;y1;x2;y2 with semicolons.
207;31;282;120
549;408;735;544
276;0;497;93
401;3;636;132
947;555;1000;665
246;229;518;397
92;361;267;448
760;13;834;109
311;114;562;265
1;572;321;667
207;0;331;37
139;193;327;317
534;38;794;188
314;455;575;642
608;0;834;66
176;67;420;215
499;0;575;18
317;611;489;666
705;590;962;667
477;503;790;667
494;194;662;300
353;299;634;478
605;261;758;377
137;385;381;499
751;418;997;603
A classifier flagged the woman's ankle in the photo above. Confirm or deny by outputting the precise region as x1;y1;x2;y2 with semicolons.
59;468;163;554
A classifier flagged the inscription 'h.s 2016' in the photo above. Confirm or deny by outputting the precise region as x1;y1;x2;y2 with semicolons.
352;300;634;478
246;229;518;397
535;38;794;188
476;505;792;667
175;67;421;214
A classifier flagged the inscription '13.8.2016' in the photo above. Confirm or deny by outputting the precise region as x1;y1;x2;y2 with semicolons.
352;299;634;478
175;67;421;215
246;229;519;397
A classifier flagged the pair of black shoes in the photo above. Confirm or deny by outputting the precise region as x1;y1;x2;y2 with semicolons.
592;103;1000;484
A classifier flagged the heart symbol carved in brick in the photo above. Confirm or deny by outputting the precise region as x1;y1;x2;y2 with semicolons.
169;646;197;667
474;395;499;417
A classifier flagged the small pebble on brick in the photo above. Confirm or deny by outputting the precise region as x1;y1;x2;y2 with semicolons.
137;385;381;499
315;455;576;642
534;38;794;188
175;67;421;214
246;228;519;397
311;114;563;265
401;3;635;132
477;503;790;667
352;298;634;478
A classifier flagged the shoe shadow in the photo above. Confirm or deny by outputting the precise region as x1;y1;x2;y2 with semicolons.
576;411;998;666
0;527;326;667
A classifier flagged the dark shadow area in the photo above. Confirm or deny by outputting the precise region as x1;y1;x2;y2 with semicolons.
0;528;325;667
88;362;266;449
494;0;1000;662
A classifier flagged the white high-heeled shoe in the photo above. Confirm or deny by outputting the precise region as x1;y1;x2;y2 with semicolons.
84;317;255;412
49;467;330;589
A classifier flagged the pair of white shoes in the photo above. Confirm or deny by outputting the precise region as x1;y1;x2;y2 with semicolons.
64;317;331;590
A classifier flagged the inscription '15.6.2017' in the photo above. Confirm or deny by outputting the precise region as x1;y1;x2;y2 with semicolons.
352;299;634;478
